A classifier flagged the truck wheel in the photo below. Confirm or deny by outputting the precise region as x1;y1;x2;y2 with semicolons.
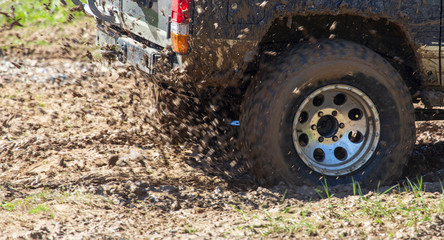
240;40;415;187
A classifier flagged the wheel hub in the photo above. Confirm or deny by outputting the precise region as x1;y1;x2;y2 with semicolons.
292;84;381;176
316;115;339;138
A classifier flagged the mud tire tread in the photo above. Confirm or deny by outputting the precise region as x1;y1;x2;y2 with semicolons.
240;40;415;187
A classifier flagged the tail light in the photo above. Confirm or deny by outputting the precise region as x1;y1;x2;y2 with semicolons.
171;0;190;54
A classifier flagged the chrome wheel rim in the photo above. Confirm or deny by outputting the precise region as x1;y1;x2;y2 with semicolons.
292;84;381;176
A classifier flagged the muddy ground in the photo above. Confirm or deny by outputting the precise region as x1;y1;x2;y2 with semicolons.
0;20;444;239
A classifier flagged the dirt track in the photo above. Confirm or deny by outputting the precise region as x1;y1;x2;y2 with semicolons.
0;22;444;239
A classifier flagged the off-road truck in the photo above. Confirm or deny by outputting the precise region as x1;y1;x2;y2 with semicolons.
71;0;444;187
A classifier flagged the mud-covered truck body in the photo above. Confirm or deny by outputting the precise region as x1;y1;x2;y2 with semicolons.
73;0;444;187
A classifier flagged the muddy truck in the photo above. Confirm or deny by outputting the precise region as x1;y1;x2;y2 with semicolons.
70;0;444;187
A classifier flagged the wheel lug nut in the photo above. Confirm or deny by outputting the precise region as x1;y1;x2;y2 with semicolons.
332;111;338;116
333;136;339;142
318;111;324;117
318;137;324;142
339;123;345;129
311;125;317;130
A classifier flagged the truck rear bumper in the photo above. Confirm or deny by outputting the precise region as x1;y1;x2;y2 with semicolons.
96;26;161;74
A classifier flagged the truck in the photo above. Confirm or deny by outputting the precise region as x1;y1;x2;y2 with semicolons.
70;0;444;187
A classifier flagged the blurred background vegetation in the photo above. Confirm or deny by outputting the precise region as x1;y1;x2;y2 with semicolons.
0;0;85;27
0;0;95;56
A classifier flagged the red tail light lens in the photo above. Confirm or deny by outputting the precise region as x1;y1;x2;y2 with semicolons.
171;0;190;23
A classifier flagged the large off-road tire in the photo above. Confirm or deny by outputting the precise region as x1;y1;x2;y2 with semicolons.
240;40;415;187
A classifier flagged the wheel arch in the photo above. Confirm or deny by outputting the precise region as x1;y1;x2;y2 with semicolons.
257;14;423;98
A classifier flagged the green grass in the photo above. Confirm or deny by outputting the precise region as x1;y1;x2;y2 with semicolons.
315;178;334;200
1;190;56;213
0;0;85;28
260;209;319;236
0;189;110;216
184;226;198;234
29;204;50;214
231;178;444;238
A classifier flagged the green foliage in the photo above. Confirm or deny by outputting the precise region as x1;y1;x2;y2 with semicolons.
0;0;85;28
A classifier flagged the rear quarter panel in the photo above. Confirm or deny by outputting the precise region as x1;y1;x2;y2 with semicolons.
188;0;441;86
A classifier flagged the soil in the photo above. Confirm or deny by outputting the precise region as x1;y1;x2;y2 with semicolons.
0;20;444;239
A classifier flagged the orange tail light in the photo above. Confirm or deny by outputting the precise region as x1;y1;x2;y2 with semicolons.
171;32;189;55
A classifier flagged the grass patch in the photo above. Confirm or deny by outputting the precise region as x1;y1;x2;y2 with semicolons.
232;179;444;238
261;209;319;237
29;204;50;214
1;192;53;214
184;226;198;234
0;189;110;216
